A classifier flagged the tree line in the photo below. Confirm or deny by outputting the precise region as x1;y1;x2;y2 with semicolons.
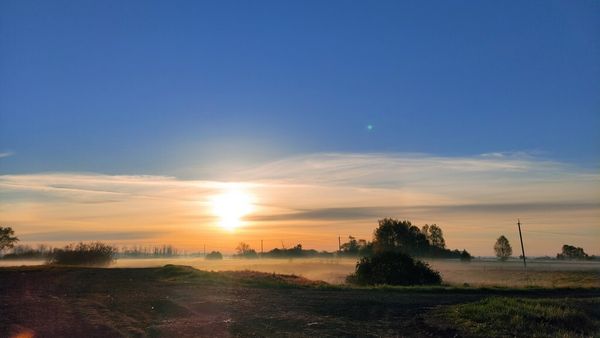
1;226;595;265
493;234;595;261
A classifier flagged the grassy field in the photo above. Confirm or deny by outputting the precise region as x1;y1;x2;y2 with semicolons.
436;297;600;337
1;264;599;337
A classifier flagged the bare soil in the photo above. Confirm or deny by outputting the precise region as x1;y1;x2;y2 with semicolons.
1;265;598;337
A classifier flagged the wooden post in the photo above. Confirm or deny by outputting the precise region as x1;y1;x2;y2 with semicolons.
517;219;526;269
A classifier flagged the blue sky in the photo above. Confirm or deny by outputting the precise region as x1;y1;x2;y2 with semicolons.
0;1;599;254
1;0;599;176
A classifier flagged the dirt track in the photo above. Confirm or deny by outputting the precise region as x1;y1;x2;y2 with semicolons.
1;266;598;337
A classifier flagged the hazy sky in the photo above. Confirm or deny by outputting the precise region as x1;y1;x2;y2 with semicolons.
1;1;599;255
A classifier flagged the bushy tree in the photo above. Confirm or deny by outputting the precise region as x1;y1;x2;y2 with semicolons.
373;218;430;255
557;245;588;260
205;251;223;260
460;249;472;262
234;242;258;259
0;227;19;252
494;235;512;261
421;224;446;249
346;251;442;286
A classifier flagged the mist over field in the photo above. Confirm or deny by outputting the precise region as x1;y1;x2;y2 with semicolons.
115;257;600;287
5;257;597;287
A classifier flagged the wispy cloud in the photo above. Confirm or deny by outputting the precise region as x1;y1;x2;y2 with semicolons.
19;230;169;242
0;151;14;159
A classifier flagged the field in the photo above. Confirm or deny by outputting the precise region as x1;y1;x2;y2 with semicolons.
67;257;600;288
3;257;599;287
1;260;599;337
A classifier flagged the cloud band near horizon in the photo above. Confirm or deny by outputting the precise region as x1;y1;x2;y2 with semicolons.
1;152;598;256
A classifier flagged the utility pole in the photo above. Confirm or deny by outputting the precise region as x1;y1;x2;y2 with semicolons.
338;236;341;251
203;244;206;257
261;240;263;256
517;219;527;269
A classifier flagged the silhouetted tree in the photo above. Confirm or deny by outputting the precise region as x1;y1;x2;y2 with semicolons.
373;218;429;255
234;242;258;258
421;224;446;249
205;251;223;260
346;251;442;286
557;244;588;260
494;235;512;261
236;242;251;255
0;227;19;252
339;236;370;256
368;218;471;259
460;249;472;262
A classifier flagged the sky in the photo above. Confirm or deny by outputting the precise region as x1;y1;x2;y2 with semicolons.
1;1;599;256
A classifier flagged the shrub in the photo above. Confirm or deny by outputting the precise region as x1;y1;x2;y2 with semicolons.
234;250;258;259
346;251;442;286
205;251;223;260
47;242;116;266
460;249;472;262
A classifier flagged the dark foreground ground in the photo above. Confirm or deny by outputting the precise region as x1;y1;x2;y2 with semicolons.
1;265;599;337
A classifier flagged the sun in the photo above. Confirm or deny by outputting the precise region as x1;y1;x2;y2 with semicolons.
211;187;254;231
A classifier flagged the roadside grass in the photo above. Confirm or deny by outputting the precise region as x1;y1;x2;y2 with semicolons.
439;297;600;337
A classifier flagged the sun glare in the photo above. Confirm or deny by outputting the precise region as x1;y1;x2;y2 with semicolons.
211;187;254;231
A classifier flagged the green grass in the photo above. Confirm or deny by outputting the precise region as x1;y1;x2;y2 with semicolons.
440;297;600;337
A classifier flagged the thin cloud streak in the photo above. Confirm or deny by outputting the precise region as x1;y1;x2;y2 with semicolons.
249;202;600;222
20;230;169;242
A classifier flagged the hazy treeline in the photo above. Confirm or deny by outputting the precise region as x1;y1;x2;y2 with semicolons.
0;243;201;260
233;242;334;259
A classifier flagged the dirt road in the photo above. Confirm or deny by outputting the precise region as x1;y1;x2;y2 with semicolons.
1;265;598;337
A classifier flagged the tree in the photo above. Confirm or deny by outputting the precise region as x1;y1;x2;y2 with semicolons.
340;236;370;256
494;235;512;261
205;251;223;260
234;242;258;259
0;227;19;252
236;242;252;255
373;218;429;255
421;224;446;249
557;245;588;260
460;249;472;262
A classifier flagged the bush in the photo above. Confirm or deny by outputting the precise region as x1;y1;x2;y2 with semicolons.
47;242;116;266
346;251;442;286
234;250;258;259
205;251;223;260
460;249;472;262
